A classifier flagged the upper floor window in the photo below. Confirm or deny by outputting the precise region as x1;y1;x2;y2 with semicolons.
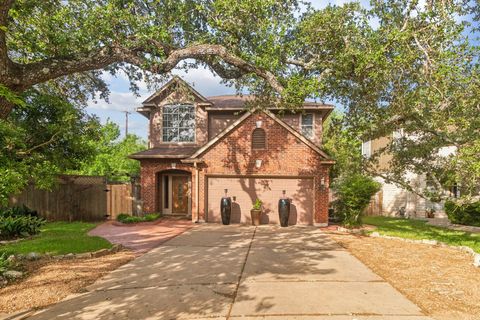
162;104;195;142
361;140;372;158
252;128;266;150
301;113;314;138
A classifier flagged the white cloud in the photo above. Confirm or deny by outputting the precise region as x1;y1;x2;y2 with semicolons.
87;91;145;112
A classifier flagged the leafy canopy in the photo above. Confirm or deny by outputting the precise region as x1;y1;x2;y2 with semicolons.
70;121;146;182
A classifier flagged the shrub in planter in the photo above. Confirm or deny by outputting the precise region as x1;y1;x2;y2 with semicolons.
445;200;480;227
0;215;45;239
333;174;381;228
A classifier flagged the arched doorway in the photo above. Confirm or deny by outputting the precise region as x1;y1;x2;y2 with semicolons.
157;169;192;217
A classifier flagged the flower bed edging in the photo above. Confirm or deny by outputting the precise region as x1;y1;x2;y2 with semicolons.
368;231;480;268
0;244;125;287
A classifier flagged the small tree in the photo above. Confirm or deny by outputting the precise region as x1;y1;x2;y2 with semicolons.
333;174;381;228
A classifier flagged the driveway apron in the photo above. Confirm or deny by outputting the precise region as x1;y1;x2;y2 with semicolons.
28;225;433;320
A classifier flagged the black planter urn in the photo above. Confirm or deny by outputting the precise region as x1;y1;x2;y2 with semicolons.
220;197;232;225
278;198;291;227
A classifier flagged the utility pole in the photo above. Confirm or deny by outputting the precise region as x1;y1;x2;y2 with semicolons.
123;111;131;137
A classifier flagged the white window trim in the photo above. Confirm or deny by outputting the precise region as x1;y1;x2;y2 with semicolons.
161;104;196;143
300;113;315;139
362;140;372;158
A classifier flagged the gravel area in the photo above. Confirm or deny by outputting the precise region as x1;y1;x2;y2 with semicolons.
0;252;134;314
329;232;480;320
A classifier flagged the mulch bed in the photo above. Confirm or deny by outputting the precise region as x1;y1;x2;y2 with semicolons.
328;232;480;320
0;251;135;314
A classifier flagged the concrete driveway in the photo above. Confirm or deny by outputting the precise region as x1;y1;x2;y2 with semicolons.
29;225;432;320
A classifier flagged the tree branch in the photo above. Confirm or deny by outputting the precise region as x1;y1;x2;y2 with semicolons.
16;130;62;156
19;43;285;94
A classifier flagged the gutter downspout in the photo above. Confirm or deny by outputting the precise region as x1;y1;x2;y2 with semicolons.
194;161;200;223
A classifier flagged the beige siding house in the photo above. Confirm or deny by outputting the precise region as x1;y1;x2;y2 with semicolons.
363;133;452;218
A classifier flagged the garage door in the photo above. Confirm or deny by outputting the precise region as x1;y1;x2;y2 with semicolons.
207;177;314;225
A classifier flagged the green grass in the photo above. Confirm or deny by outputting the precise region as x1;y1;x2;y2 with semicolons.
0;222;111;255
363;216;480;253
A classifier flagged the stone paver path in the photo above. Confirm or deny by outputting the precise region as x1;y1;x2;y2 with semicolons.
88;218;193;254
29;225;432;320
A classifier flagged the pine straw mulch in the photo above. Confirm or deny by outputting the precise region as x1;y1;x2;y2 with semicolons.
0;251;135;314
329;232;480;320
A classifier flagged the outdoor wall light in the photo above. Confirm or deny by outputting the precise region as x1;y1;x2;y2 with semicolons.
171;163;176;169
255;159;262;168
320;177;325;189
224;189;228;196
256;120;263;128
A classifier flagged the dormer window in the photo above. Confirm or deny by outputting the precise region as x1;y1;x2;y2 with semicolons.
301;113;314;138
162;104;195;142
252;128;266;150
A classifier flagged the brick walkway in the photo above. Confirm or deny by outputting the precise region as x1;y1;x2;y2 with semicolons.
88;218;193;254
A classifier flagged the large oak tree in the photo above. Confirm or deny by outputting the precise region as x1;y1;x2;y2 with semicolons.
0;0;300;117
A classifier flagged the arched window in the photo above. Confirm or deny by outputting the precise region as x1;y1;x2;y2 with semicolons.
252;128;266;150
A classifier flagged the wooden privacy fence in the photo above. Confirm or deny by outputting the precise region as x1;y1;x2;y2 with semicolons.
9;175;141;221
364;190;383;216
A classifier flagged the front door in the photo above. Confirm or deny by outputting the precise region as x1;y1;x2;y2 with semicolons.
172;176;189;214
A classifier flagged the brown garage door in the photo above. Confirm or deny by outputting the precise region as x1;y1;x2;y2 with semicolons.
207;177;314;225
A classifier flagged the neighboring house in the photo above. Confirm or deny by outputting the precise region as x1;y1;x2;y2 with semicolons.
129;76;335;226
362;132;456;218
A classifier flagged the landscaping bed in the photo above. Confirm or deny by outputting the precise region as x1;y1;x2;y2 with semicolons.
0;220;135;315
330;232;480;320
363;216;480;253
115;213;162;225
0;251;134;314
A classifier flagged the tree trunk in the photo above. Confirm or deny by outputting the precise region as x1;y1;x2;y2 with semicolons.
0;96;13;119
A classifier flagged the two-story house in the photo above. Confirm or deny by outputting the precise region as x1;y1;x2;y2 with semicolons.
362;133;455;218
130;76;335;226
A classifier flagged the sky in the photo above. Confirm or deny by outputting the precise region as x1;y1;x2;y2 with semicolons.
83;0;381;139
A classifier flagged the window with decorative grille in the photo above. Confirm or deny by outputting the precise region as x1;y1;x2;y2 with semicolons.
252;128;266;150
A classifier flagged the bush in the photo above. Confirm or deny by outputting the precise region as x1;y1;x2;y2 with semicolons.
0;215;46;239
445;200;480;227
0;253;15;276
117;213;161;224
333;174;381;228
0;205;38;218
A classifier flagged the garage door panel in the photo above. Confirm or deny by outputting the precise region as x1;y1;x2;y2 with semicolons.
207;177;313;225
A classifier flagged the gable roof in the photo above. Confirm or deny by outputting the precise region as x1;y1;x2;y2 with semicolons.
186;109;334;163
142;76;209;105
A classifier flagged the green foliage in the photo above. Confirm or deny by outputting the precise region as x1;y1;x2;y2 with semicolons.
117;213;161;224
363;216;480;253
70;121;145;182
0;253;15;276
252;199;262;210
0;205;38;218
0;90;102;205
0;215;45;240
445;200;480;227
323;111;362;179
333;174;381;227
0;222;111;256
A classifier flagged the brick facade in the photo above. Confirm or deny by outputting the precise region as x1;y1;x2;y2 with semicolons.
140;111;332;225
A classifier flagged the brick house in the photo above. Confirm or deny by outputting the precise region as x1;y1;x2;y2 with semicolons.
130;76;335;226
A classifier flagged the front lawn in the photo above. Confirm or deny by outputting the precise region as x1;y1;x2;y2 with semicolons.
363;216;480;253
0;222;111;255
